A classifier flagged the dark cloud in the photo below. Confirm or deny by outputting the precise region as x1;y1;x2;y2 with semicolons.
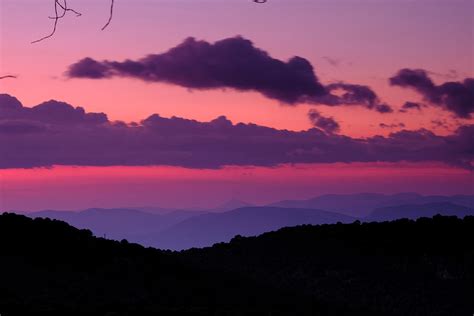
0;95;107;126
0;120;46;134
431;119;451;129
68;57;110;79
390;69;474;118
67;36;391;112
324;83;393;113
379;123;406;129
0;94;471;170
308;109;340;134
400;101;423;112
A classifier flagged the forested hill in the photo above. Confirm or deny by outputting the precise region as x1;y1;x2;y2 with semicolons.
0;212;473;315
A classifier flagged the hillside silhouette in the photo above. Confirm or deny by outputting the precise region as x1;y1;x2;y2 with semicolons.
0;212;473;315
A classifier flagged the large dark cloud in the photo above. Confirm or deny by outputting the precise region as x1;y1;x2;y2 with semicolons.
0;94;471;170
67;36;392;113
390;69;474;118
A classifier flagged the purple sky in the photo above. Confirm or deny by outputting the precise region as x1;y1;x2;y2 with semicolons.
0;0;472;211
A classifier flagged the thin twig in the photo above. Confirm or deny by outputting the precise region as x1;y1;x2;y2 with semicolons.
32;0;265;44
49;0;82;19
101;0;115;31
32;0;81;44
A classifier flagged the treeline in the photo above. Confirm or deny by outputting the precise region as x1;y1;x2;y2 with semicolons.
0;213;473;315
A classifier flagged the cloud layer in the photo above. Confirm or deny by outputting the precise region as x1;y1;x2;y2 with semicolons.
390;69;474;118
0;94;472;170
67;36;391;113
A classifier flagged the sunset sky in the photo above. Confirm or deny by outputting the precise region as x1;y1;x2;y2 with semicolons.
0;0;472;211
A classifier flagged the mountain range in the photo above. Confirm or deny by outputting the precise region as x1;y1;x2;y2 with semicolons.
17;193;474;250
269;192;474;217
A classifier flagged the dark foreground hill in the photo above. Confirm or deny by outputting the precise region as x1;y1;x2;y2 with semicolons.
30;208;205;243
366;202;474;221
270;193;474;217
0;213;473;316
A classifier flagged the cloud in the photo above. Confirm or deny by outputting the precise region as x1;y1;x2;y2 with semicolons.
0;94;471;170
390;69;474;118
431;119;450;129
379;123;406;129
324;83;393;113
308;109;340;134
321;56;341;67
400;101;423;112
67;36;391;112
0;94;107;126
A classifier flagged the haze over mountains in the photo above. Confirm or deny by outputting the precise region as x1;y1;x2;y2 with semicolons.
269;192;474;217
142;207;355;250
17;193;474;250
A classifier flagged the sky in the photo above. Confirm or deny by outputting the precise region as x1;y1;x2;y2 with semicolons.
0;0;473;211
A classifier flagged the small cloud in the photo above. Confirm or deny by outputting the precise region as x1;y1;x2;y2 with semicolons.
379;122;406;129
390;68;474;119
322;56;341;67
308;109;340;134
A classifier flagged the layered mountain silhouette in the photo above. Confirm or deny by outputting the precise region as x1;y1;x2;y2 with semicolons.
30;208;205;243
143;207;355;250
0;212;473;315
22;193;473;250
269;193;474;217
366;202;474;221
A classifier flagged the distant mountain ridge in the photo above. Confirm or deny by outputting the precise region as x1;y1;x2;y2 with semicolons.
30;208;205;243
18;193;474;250
269;193;474;217
143;206;355;250
366;202;474;222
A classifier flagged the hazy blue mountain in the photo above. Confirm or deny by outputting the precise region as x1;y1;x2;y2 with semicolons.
144;207;355;250
366;202;474;222
24;194;474;250
270;193;474;217
210;199;254;212
30;208;205;243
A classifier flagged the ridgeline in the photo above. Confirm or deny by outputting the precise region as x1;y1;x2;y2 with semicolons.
0;212;472;315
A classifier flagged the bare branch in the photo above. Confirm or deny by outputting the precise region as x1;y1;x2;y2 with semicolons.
49;0;82;19
32;0;81;44
32;0;267;44
101;0;115;31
